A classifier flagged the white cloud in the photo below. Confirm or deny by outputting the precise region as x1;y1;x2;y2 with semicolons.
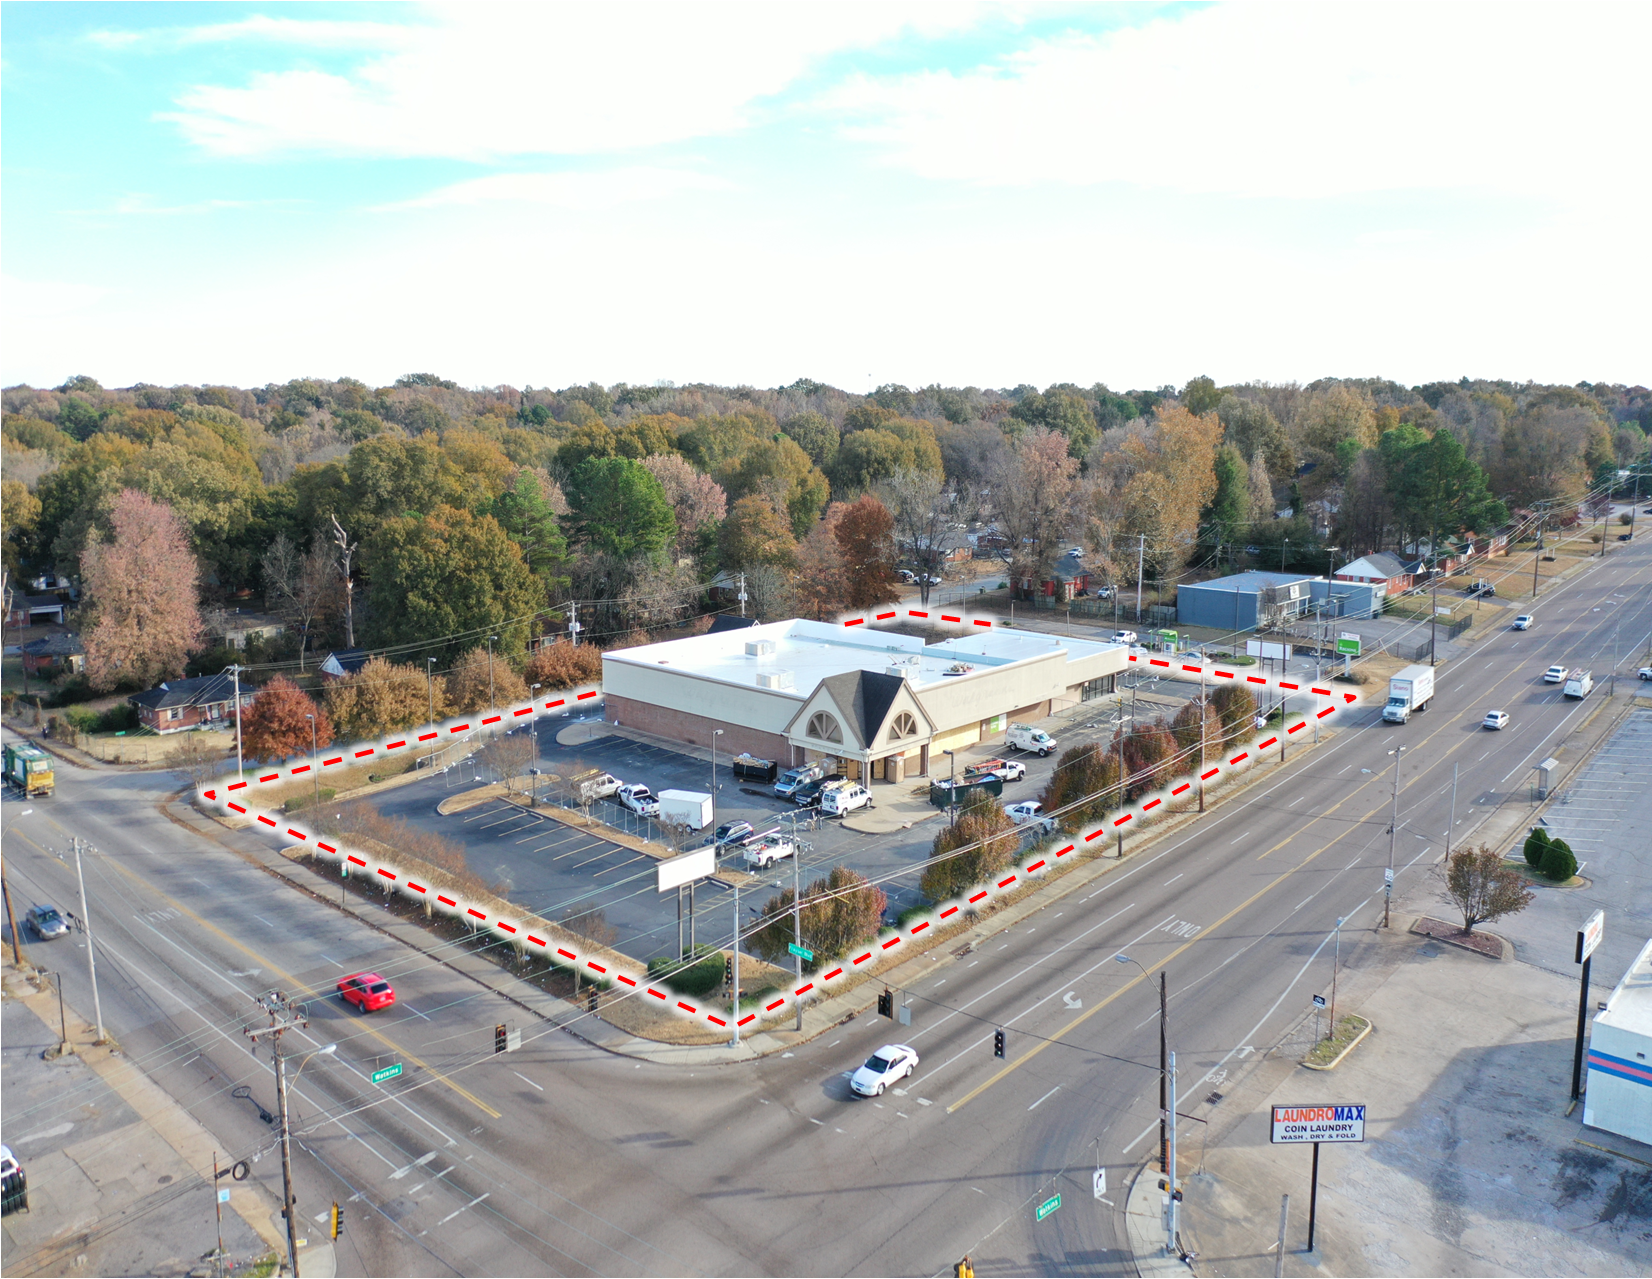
379;167;734;211
827;2;1650;201
91;15;417;52
158;2;985;160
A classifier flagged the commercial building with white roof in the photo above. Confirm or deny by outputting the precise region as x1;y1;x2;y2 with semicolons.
1584;936;1652;1146
601;618;1128;783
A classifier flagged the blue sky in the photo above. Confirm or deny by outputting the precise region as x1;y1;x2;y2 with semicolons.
4;1;1646;392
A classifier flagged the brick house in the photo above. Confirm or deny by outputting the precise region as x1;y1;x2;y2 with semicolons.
4;593;67;627
20;633;85;678
128;673;257;734
1333;552;1418;595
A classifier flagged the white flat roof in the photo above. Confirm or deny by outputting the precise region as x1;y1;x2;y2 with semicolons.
1597;936;1652;1039
603;618;1123;697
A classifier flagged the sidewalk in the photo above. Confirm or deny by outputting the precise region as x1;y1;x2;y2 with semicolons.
1;961;333;1278
1158;918;1652;1276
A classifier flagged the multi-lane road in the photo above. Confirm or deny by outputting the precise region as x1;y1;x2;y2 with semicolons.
2;530;1647;1276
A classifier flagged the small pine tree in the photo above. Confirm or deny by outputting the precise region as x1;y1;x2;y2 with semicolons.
1540;838;1577;883
1522;827;1551;868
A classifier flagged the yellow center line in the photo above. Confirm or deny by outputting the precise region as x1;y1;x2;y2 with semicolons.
15;824;500;1120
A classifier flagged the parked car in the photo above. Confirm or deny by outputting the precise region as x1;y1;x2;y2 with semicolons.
1617;533;1632;541
572;772;623;803
1465;580;1496;597
25;904;68;940
1543;665;1568;683
338;972;396;1013
821;783;872;817
1064;547;1083;559
705;820;755;850
1111;630;1139;645
773;763;825;799
850;1044;920;1097
897;569;917;584
1639;667;1652;681
1;1145;27;1216
615;784;660;817
792;774;847;807
1095;585;1115;599
1511;615;1533;630
1006;800;1054;832
1482;711;1510;730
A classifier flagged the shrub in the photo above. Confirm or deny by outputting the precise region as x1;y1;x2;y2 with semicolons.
524;638;606;692
895;903;931;929
1540;838;1577;883
647;951;725;998
1522;827;1551;869
284;787;336;813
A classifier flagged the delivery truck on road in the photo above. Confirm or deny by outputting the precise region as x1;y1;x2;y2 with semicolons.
1382;665;1436;724
3;742;54;796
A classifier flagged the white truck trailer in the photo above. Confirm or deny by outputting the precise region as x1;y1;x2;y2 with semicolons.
658;789;714;830
1382;664;1436;724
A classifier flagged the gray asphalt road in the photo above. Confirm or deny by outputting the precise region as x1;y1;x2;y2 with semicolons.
2;532;1645;1277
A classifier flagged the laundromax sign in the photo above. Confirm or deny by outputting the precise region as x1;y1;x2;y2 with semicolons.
1270;1104;1366;1144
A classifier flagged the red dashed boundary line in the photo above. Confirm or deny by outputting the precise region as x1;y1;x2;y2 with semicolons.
199;633;1361;1034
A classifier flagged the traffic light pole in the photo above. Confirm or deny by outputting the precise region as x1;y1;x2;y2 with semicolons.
1166;1050;1180;1256
730;882;741;1047
244;991;309;1278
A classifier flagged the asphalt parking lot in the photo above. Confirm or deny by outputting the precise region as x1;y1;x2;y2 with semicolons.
364;684;1200;963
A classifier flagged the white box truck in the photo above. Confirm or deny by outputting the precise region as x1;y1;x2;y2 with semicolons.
1382;665;1435;723
657;790;714;830
1563;670;1594;699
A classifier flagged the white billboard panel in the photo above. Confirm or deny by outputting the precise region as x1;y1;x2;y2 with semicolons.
1270;1104;1366;1144
656;847;715;893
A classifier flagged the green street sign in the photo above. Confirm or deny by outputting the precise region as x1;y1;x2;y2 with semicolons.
371;1063;403;1084
1036;1193;1062;1222
1336;637;1361;656
787;943;814;962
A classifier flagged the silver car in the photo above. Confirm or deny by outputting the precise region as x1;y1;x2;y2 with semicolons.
26;905;69;940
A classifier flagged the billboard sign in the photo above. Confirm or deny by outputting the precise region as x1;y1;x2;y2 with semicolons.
1336;634;1361;656
1270;1104;1366;1144
1576;909;1604;964
1246;640;1293;661
657;847;716;893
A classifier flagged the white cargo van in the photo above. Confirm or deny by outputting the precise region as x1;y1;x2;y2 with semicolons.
1563;670;1593;699
1007;724;1057;756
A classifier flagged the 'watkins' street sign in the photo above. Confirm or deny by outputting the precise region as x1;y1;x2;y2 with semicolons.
1270;1104;1366;1143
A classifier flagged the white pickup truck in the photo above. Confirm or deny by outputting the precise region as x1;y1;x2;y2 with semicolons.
743;837;797;871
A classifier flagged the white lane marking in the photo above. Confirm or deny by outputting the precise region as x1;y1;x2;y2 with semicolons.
433;1192;490;1227
395;1001;431;1021
389;1151;438;1180
12;1121;73;1145
1287;795;1305;806
809;1117;824;1125
318;954;343;967
253;914;274;927
511;1071;544;1092
1029;1085;1062;1111
1165;874;1184;886
1063;991;1082;1009
1122;1121;1156;1154
917;1098;933;1106
1229;832;1250;845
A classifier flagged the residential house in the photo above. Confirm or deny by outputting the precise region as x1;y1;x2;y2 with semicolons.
1333;552;1418;596
20;633;85;678
128;673;257;734
1017;564;1092;603
318;649;369;680
5;593;67;628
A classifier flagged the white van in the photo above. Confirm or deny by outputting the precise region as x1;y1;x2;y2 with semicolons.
1562;670;1593;699
821;784;871;817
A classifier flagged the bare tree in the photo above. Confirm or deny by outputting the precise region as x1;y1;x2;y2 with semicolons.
882;467;959;607
1441;845;1534;934
990;428;1078;592
330;514;358;647
478;733;535;792
261;533;337;669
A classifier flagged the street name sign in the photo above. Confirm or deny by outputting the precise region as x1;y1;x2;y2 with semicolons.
1576;910;1604;964
788;943;814;961
1036;1193;1062;1221
372;1063;403;1083
1271;1104;1365;1143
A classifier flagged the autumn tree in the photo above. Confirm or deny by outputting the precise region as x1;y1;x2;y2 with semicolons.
833;495;899;611
991;428;1078;588
883;467;956;607
747;866;887;967
828;420;943;493
792;518;848;620
445;645;531;715
779;411;840;471
325;656;448;741
1441;846;1533;934
920;791;1021;902
0;478;41;581
639;454;727;558
1039;742;1120;833
239;676;332;763
80;489;203;690
1218;396;1295;483
361;505;541;660
719;495;797;572
523;639;604;690
1121;718;1181;801
1170;698;1221;764
677;413;828;536
1104;406;1221;581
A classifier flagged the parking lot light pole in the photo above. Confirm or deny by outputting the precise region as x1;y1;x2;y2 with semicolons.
943;749;956;825
306;715;318;807
711;729;724;841
793;846;804;1032
1385;746;1404;928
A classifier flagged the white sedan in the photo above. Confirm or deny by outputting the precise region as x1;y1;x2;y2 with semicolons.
850;1044;919;1097
1482;711;1510;731
1512;615;1533;630
615;784;659;817
1543;665;1568;684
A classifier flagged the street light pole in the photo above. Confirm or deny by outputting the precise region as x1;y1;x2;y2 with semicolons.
1117;954;1168;1176
426;657;437;730
486;634;499;722
306;715;318;807
711;729;724;842
793;841;804;1033
72;837;106;1043
530;685;542;804
730;880;741;1048
943;749;957;825
1385;747;1404;928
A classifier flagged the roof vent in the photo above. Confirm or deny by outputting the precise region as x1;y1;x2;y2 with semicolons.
745;639;776;658
755;669;794;690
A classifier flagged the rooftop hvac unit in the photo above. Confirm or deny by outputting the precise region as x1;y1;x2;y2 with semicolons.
745;639;776;658
886;660;918;680
755;669;794;690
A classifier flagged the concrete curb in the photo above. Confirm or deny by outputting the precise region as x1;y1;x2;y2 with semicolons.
1301;1015;1373;1071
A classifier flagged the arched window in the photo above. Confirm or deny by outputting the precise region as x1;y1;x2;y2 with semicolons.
889;711;919;740
807;711;843;744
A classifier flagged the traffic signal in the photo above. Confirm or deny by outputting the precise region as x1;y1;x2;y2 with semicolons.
993;1029;1005;1058
878;988;894;1019
587;989;599;1013
1158;1179;1183;1202
725;955;734;985
954;1258;974;1278
494;1024;508;1053
330;1201;343;1239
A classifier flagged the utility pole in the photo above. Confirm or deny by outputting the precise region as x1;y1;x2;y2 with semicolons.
530;685;543;803
72;837;106;1043
1159;971;1168;1175
486;635;498;722
568;600;582;646
306;715;318;807
793;845;804;1032
1197;663;1206;813
427;657;437;729
738;572;748;619
730;880;741;1047
1532;515;1544;598
711;729;724;839
2;850;26;967
243;991;309;1278
1165;1049;1180;1256
1385;746;1404;928
226;664;246;781
1429;555;1440;666
943;749;957;825
1135;535;1145;623
330;515;357;648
